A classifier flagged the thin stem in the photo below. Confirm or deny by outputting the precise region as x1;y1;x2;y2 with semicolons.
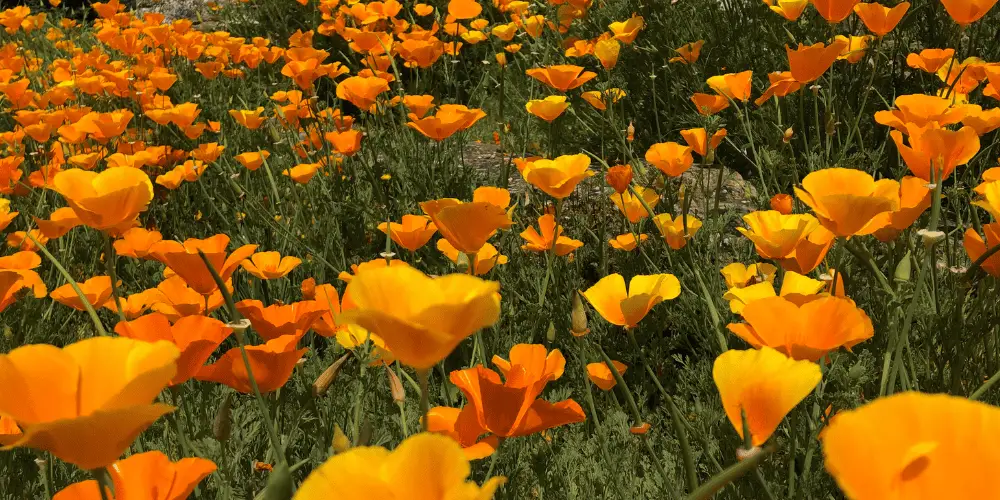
685;445;775;500
418;369;431;432
970;367;1000;401
27;232;108;336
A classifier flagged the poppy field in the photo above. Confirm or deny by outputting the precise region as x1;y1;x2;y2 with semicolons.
3;0;1000;497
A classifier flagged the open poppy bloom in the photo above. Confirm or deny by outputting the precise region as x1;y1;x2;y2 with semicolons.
609;233;649;251
973;178;1000;221
653;213;703;249
645;142;694;177
0;337;179;469
611;186;659;223
854;2;909;36
235;150;270;171
863;176;933;242
339;266;501;370
336;76;390;111
874;94;974;132
520;214;584;256
594;38;620;69
149;276;227;322
605;164;634;194
713;347;821;447
337;258;413;283
786;40;849;83
890;126;979;182
769;0;809;20
103;289;159;320
407;104;487;141
583;273;681;329
114;228;163;259
581;88;626;111
518;154;595;199
51;167;154;234
149;234;258;295
403;94;436;118
811;0;862;22
34;207;82;240
51;275;113;311
438;240;508;276
721;262;778;290
421;198;513;254
295;433;504;499
670;40;704;64
754;71;805;105
378;214;438;251
236;299;328;341
609;14;644;43
680;128;727;157
723;270;825;314
228;107;266;129
906;48;956;73
727;295;875;361
427;344;585;459
691;93;730;115
939;0;998;25
525;95;569;122
707;71;753;102
525;65;597;91
0;251;47;313
115;313;232;385
52;450;216;500
241;251;302;280
196;334;307;393
587;360;627;391
964;223;1000;277
795;168;900;237
737;211;821;260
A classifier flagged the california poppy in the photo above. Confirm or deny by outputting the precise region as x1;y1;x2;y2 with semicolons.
890;126;980;182
378;215;438;251
149;275;227;322
605;164;633;194
437;240;508;276
853;2;909;35
525;65;597;92
769;0;809;20
51;275;113;311
525;96;569;122
115;313;232;385
583;273;680;329
609;14;644;43
103;289;159;320
724;270;828;314
587;360;627;390
713;347;821;446
670;40;704;64
448;0;482;18
228;107;267;130
812;0;862;22
939;0;998;25
594;38;620;69
235;299;328;341
609;233;648;251
52;451;216;500
964;223;1000;277
581;88;626;111
865;176;933;242
235;150;270;171
906;48;956;73
149;235;257;295
0;337;179;469
339;266;501;370
737;211;821;260
795;168;900;237
337;258;413;283
691;93;730;115
51;167;154;234
520;214;584;256
770;193;794;214
336;76;390;111
241;251;302;280
34;207;82;240
427;344;585;458
755;71;805;105
611;186;659;223
786;40;849;83
645;142;694;177
721;262;777;290
283;163;320;184
295;433;504;498
421;198;513;254
407;105;487;141
680;128;727;157
402;94;436;118
707;71;753;102
778;224;837;274
0;254;47;313
652;213;703;250
973;178;1000;221
874;94;973;132
518;154;594;199
196;334;307;393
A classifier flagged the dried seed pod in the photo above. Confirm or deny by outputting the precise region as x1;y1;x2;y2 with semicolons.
213;392;233;443
386;364;405;404
312;353;351;397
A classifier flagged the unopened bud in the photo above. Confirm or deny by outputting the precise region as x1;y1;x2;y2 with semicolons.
386;364;405;404
213;392;233;442
332;424;351;454
782;127;794;144
313;353;351;397
894;251;912;282
825;115;837;136
455;252;471;273
571;292;589;337
546;321;556;342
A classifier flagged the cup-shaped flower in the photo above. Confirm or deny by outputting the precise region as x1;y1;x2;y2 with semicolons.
518;154;594;199
721;262;778;289
525;95;569;122
680;127;727;157
737;211;820;260
236;299;328;341
594;38;620;69
821;392;1000;499
241;251;302;280
407;104;486;141
403;94;435;118
854;2;909;35
812;0;862;22
51;275;113;311
0;254;47;313
583;273;680;329
864;176;933;242
670;40;704;64
653;213;703;249
587;361;627;391
53;451;216;500
609;233;649;251
691;93;730;115
520;214;584;256
294;433;504;499
713;347;821;447
778;224;836;274
378;214;437;251
114;228;162;259
339;266;501;370
437;240;508;276
195;334;308;393
755;71;804;105
234;150;270;171
940;0;998;25
420;198;513;254
906;48;955;73
974;179;1000;221
786;40;848;83
723;270;825;314
149;276;227;322
335;76;390;111
964;223;1000;278
0;337;179;469
769;0;809;20
605;164;633;194
874;94;974;132
727;295;875;361
794;168;900;237
645;142;694;177
609;14;644;43
890;126;979;182
51;167;154;234
149;235;258;295
228;107;266;130
115;313;232;385
770;193;794;214
427;344;585;458
337;258;413;283
611;186;658;223
707;70;752;102
525;65;597;91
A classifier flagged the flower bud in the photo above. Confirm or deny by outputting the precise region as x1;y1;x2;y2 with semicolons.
455;252;471;273
332;424;351;454
213;392;233;442
386;364;405;404
605;164;633;195
782;127;794;144
313;353;351;397
546;321;556;342
571;292;589;337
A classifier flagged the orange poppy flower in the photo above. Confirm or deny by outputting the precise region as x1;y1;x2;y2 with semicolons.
525;95;569;122
235;150;270;171
336;76;390;111
229;107;267;130
525;65;597;92
307;281;365;344
605;164;633;194
737;211;821;260
874;94;972;132
890;126;980;182
324;129;364;156
611;186;659;223
0;259;47;314
283;163;320;184
691;93;730;115
115;313;232;385
51;275;113;311
235;299;327;341
0;337;178;469
339;266;501;370
580;88;626;111
722;270;828;314
906;48;956;73
652;213;703;250
964;223;1000;277
407;104;487;141
113;228;163;260
51;167;154;234
728;294;875;361
402;94;436;119
582;273;681;328
241;251;302;280
609;233;648;251
196;334;307;393
378;214;438;251
337;258;412;283
680;128;727;157
7;230;49;251
865;176;933;242
769;193;794;214
52;450;216;500
448;0;482;19
973;178;1000;221
721;262;778;290
427;344;585;458
0;415;21;446
786;39;849;83
940;0;998;25
669;40;704;64
103;289;159;320
420;198;513;254
587;360;627;390
609;14;644;43
437;240;508;276
769;0;809;20
0;199;16;232
149;234;258;295
834;35;873;63
961;107;1000;135
594;38;620;69
520;214;584;256
713;347;820;447
519;154;595;199
854;2;909;35
812;0;862;22
795;168;900;237
34;207;82;240
707;70;753;102
754;71;805;105
296;433;504;498
645;142;694;176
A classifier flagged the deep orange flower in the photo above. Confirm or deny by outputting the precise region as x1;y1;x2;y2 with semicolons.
770;193;794;214
769;0;809;20
669;40;704;64
51;167;154;234
653;213;703;250
890;126;980;182
407;104;486;141
645;142;694;176
906;48;955;73
437;240;508;276
609;233;648;251
421;198;513;254
786;40;849;83
795;168;900;237
336;76;390;111
583;273;681;328
964;223;1000;278
605;164;633;194
874;94;973;132
962;107;1000;135
525;65;597;91
609;14;644;43
691;93;730;115
235;150;270;171
34;207;82;240
448;0;482;19
103;289;160;320
115;313;232;385
402;95;435;119
283;163;320;184
587;360;627;390
713;347;821;446
53;451;216;500
611;186;659;223
865;176;933;242
738;211;821;260
680;128;727;157
0;337;178;469
228;107;267;130
755;71;804;105
427;344;585;459
0;252;47;313
149;235;257;295
707;71;753;102
337;258;413;283
594;38;620;69
525;95;569;122
812;0;862;22
148;276;226;322
241;251;302;280
378;214;438;251
518;154;595;199
236;299;328;341
51;275;113;311
196;334;307;393
940;0;998;25
854;2;909;35
520;214;584;256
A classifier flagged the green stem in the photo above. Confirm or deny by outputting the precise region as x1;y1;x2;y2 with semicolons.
684;445;775;500
418;369;431;432
27;232;108;336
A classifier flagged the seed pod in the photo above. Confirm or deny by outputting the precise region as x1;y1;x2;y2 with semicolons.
386;364;405;404
313;353;351;397
213;392;233;443
332;424;351;454
570;292;589;337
